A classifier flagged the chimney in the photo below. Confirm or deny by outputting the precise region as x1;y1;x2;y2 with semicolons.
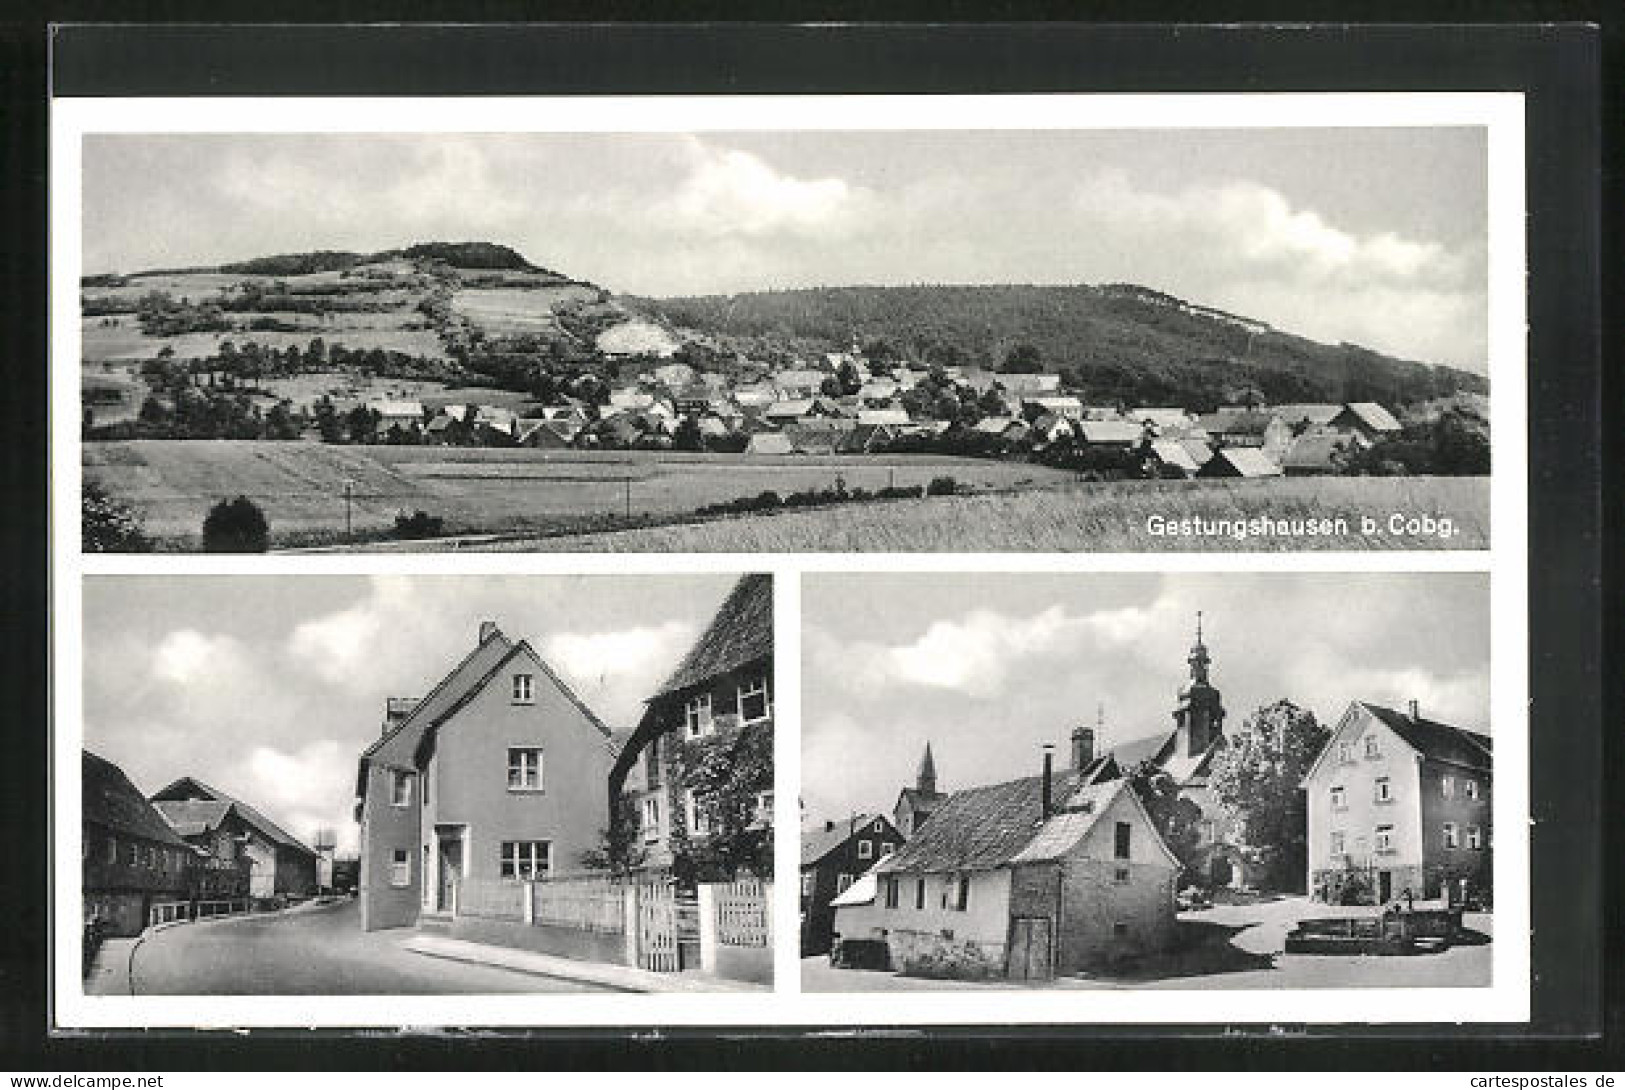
1408;699;1420;721
478;620;499;645
1071;725;1095;770
1041;744;1055;821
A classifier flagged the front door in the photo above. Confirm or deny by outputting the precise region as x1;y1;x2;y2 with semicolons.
1377;870;1393;903
1006;917;1054;981
437;834;462;913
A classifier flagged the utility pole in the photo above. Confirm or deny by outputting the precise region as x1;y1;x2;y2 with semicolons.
624;477;632;520
342;478;354;541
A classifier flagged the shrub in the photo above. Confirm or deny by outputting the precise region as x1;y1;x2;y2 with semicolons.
202;495;270;553
393;509;445;539
82;482;151;552
926;475;959;496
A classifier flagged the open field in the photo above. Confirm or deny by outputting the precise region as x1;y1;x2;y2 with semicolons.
456;475;1489;552
80;320;448;362
449;285;597;332
83;441;1074;548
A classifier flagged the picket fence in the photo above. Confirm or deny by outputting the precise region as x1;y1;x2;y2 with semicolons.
713;879;772;948
532;874;627;934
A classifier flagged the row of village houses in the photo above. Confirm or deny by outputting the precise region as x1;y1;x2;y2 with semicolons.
84;574;776;962
801;619;1493;981
346;354;1477;477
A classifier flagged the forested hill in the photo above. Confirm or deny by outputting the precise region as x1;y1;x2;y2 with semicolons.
640;284;1487;409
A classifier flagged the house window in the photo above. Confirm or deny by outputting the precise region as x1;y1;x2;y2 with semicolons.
1114;866;1131;885
857;839;874;860
1467;826;1483;850
392;770;413;807
1441;775;1455;799
1338;742;1354;764
390;850;410;888
512;674;535;703
837;873;853;894
500;840;551;881
125;841;138;866
1114;821;1132;860
1330;786;1347;811
644;735;662;790
684;693;713;739
642;798;661;842
754;791;774;825
1443;822;1459;849
873;819;884;833
800;872;815;898
951;874;971;912
1364;735;1381;759
1113;921;1130;938
685;790;712;836
507;747;544;791
884;877;900;909
105;837;116;864
1465;779;1480;801
1330;831;1345;855
880;843;896;858
738;674;771;723
1375;824;1394;852
915;878;926;910
1374;777;1392;803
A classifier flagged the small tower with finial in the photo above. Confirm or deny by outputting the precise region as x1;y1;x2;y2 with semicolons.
917;741;938;796
1173;610;1226;758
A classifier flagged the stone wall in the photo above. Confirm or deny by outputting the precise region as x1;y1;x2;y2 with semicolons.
885;927;1006;980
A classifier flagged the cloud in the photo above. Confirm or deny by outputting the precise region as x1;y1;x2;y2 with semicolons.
236;739;357;853
151;628;242;684
287;606;387;684
543;621;694;684
655;143;873;238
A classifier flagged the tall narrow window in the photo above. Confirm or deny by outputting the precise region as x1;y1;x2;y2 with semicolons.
953;874;971;911
644;735;662;790
685;790;712;836
1374;777;1392;803
1114;821;1132;860
884;877;899;909
642;798;661;842
738;674;771;723
1330;831;1345;855
512;674;535;703
1374;824;1393;852
1465;779;1480;800
507;747;543;791
392;770;413;807
1442;822;1459;849
1467;826;1483;850
684;693;713;739
1364;735;1380;759
915;878;926;910
857;839;873;860
1441;775;1455;799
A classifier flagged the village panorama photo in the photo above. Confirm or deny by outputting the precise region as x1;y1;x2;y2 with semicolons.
71;112;1497;554
72;573;775;1000
800;571;1495;991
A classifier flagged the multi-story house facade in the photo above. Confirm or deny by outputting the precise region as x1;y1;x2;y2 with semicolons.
149;776;316;901
355;621;616;930
82;750;192;937
800;813;903;955
1302;700;1492;906
609;574;774;881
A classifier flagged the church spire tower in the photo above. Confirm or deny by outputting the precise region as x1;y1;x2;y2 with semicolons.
917;742;938;796
1173;611;1226;758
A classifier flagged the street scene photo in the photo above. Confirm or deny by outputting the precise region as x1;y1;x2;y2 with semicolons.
800;571;1494;990
78;127;1490;553
79;573;774;995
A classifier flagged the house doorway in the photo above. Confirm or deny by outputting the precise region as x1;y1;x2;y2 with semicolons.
1377;870;1393;903
436;831;463;914
1006;916;1054;981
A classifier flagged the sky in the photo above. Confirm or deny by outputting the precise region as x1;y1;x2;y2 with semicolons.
800;572;1490;825
81;128;1488;371
81;574;743;856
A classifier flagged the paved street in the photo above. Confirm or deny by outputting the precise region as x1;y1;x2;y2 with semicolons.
803;896;1494;991
101;898;614;995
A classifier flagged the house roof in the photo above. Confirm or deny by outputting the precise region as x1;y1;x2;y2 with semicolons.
1205;448;1283;477
1077;420;1144;444
1007;780;1143;866
1149;439;1202;473
367;399;424;418
1281;431;1350;470
801;814;882;867
1359;702;1491;771
744;432;794;455
150;776;314;857
1274;403;1343;426
1201;409;1280;436
82;750;189;847
151;799;234;837
896;786;946;813
652;574;773;700
874;769;1082;875
1341;402;1402;432
830;872;879;908
857;409;911;426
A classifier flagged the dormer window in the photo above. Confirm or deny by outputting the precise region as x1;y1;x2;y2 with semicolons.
737;674;771;724
684;693;713;739
512;674;534;704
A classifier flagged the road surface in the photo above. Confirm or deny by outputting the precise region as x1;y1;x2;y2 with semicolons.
124;898;613;994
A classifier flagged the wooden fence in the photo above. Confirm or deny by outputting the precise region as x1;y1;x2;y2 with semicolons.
636;881;682;973
531;875;628;934
458;878;527;922
711;879;772;948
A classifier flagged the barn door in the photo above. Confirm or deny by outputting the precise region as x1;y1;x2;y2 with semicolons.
1007;916;1053;981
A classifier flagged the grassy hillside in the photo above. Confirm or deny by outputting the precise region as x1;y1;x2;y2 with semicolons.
640;284;1487;410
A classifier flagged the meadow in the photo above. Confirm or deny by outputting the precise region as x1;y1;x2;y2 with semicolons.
82;440;1076;548
448;475;1490;553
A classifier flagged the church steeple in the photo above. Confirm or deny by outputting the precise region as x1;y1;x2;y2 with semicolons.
1173;612;1226;758
917;742;938;796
